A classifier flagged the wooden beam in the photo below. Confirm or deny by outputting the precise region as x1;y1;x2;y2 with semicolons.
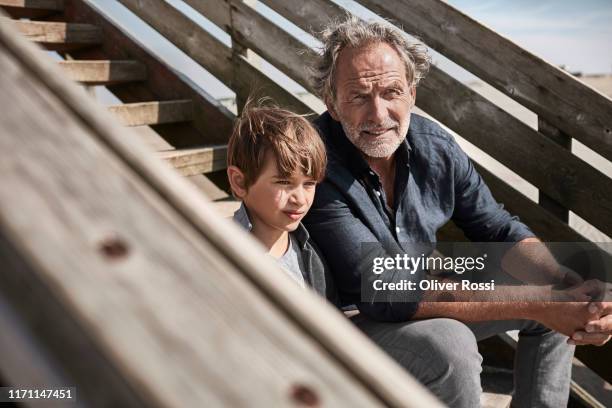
538;119;571;222
0;0;63;8
184;0;315;95
117;0;313;116
58;60;146;85
0;16;442;408
107;100;193;127
158;145;227;177
355;0;612;163
12;20;101;51
0;0;64;18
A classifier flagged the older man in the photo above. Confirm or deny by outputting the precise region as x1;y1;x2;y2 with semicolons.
304;16;611;407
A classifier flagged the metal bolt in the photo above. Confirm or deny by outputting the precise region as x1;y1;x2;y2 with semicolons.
98;235;129;260
290;384;320;407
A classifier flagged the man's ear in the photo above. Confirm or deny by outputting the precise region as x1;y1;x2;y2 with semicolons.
409;86;416;104
227;166;248;199
326;97;340;121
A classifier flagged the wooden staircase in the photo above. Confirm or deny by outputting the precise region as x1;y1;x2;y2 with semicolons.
1;0;232;189
2;1;611;407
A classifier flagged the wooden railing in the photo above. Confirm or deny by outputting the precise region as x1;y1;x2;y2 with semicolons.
2;0;611;405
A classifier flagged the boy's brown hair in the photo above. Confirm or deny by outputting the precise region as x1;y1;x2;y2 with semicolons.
227;104;327;190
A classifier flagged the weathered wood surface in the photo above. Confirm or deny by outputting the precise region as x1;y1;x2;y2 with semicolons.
58;59;147;85
257;0;612;238
63;0;234;148
356;0;612;163
0;0;63;8
184;0;315;94
538;118;571;222
108;100;193;127
0;0;63;18
116;0;313;116
12;20;101;51
0;16;442;408
158;145;227;176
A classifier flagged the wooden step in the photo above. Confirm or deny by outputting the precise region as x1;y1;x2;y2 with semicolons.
158;145;227;177
108;100;193;127
481;392;512;408
58;60;146;85
0;0;63;18
13;20;101;51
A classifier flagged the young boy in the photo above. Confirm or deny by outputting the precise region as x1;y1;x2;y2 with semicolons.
226;105;338;303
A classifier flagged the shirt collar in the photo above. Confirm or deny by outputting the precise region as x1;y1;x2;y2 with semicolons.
232;202;311;250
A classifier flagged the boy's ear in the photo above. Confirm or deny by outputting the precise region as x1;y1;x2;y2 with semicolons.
227;166;248;199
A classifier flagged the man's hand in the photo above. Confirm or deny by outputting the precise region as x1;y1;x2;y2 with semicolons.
569;281;612;346
536;302;598;338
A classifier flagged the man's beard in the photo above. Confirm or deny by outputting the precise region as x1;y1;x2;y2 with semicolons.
341;118;407;158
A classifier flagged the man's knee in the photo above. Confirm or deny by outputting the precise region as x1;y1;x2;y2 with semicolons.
418;319;483;384
357;317;482;406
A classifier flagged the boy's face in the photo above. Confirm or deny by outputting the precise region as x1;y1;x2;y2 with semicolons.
242;152;317;233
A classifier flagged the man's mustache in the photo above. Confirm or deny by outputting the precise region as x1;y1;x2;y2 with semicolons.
357;119;400;132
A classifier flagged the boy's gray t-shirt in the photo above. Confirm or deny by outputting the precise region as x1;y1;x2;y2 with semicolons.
277;234;307;289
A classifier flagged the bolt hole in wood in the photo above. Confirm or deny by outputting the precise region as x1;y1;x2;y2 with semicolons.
98;235;129;260
290;384;320;407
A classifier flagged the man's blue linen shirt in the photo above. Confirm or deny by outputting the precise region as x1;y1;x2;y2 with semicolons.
303;112;534;322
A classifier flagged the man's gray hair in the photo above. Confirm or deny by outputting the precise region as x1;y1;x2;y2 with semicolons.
312;15;431;103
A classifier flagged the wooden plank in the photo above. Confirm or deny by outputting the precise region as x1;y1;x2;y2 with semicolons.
108;100;193;127
183;0;230;31
258;0;612;237
0;0;63;18
58;60;146;85
116;0;313;116
158;145;227;177
355;0;612;163
12;20;101;51
538;118;571;222
62;0;235;148
0;0;63;8
0;16;442;408
183;0;315;94
260;0;339;33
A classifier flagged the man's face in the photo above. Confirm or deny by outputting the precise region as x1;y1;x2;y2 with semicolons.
242;152;317;234
328;42;416;159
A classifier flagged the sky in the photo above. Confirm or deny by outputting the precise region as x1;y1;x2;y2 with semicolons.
88;0;612;99
445;0;612;75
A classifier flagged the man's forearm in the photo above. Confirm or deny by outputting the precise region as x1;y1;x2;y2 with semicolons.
412;300;537;322
411;282;548;322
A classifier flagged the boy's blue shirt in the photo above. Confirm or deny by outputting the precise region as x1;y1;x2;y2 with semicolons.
233;203;340;306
